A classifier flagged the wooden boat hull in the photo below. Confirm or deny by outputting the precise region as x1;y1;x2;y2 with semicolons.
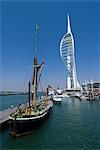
9;109;51;137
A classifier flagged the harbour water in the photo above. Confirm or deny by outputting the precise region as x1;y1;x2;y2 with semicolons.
0;95;100;150
0;95;28;111
0;92;45;111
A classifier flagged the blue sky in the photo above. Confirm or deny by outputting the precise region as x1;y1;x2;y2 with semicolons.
1;0;100;91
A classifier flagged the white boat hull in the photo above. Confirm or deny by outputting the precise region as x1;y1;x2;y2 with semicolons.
53;96;62;102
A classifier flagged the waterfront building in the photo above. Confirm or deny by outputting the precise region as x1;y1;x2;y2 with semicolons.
60;14;81;91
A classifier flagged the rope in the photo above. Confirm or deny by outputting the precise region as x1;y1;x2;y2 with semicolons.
39;79;44;93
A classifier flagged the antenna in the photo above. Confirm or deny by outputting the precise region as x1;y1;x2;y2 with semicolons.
34;24;39;57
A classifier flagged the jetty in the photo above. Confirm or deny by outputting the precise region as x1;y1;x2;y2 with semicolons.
0;104;26;128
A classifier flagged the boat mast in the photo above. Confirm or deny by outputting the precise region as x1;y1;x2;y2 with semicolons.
32;24;39;107
28;81;31;107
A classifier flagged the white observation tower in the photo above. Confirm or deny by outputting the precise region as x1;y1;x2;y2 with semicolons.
60;14;81;90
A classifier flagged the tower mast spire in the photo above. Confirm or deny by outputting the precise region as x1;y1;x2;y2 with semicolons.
67;14;71;33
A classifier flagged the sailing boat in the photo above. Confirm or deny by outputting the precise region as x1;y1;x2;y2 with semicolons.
9;25;53;137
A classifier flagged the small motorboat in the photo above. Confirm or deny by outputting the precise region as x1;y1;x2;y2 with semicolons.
53;95;62;103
